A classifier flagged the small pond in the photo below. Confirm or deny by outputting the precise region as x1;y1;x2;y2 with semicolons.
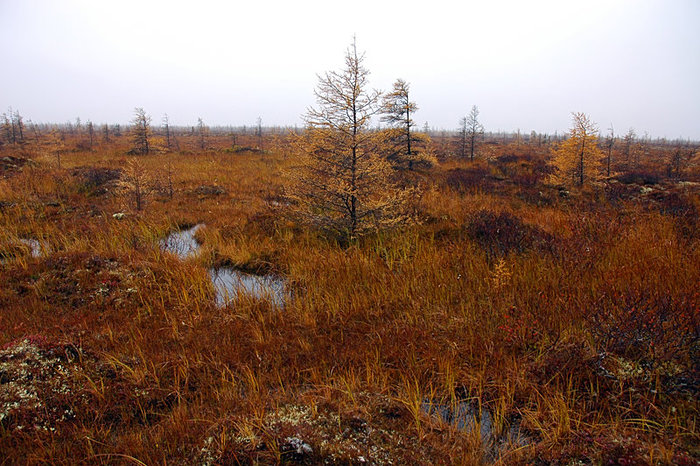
161;224;287;307
421;400;530;460
159;224;204;259
208;268;287;308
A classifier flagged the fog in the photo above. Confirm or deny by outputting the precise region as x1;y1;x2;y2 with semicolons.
1;0;698;139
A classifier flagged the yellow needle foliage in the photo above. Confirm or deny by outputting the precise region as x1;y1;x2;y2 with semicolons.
285;40;414;240
552;112;604;186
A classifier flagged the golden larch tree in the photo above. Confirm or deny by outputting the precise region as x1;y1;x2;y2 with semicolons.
286;39;413;240
552;112;604;186
119;157;151;211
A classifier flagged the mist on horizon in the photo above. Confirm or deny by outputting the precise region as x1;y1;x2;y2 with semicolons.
1;0;699;139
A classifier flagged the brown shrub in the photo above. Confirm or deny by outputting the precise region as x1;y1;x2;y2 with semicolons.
72;166;121;196
465;210;556;256
444;166;494;193
586;289;699;371
616;170;661;185
658;192;699;241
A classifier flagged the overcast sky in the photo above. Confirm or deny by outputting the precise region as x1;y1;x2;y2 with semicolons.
1;0;698;139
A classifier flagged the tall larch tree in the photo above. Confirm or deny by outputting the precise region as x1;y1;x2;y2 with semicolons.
552;112;604;186
286;39;412;240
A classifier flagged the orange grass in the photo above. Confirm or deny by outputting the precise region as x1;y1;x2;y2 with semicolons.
0;132;698;464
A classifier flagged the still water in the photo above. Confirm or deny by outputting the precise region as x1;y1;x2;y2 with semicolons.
161;224;287;307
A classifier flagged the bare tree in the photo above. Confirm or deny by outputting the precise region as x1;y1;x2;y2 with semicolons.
87;120;94;149
668;144;695;181
162;157;175;200
637;131;650;168
197;117;207;150
102;124;110;143
605;125;615;177
458;116;468;159
120;158;150;210
1;113;12;145
529;130;538;146
29;120;40;144
13;109;24;143
622;128;636;170
256;117;263;149
2;108;25;145
465;105;484;161
130;108;151;155
162;114;171;151
171;130;181;151
50;128;65;169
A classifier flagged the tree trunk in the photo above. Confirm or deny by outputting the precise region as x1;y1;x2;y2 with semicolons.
350;83;358;240
579;138;585;186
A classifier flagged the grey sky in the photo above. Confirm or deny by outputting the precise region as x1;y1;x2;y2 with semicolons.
1;0;699;139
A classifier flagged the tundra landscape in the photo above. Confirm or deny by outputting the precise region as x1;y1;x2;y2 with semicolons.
2;1;700;464
2;77;699;464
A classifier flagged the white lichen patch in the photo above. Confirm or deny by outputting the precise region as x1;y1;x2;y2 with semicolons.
200;403;405;465
0;338;79;432
198;435;218;466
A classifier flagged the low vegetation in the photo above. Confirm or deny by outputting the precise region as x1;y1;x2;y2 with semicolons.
0;116;698;464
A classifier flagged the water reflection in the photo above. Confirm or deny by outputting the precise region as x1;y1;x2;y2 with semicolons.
160;224;203;259
160;224;288;308
208;267;287;308
421;401;530;460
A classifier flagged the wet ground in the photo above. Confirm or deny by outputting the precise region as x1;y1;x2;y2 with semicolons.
161;224;287;307
421;400;531;460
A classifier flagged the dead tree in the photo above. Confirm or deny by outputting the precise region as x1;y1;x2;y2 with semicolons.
465;105;484;161
458;117;468;159
87;120;94;149
605;125;615;177
256;117;263;149
163;114;172;151
197;117;207;150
